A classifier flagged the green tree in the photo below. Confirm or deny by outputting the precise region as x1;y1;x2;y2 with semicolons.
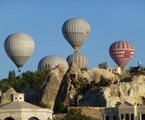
98;62;108;69
0;82;11;92
58;102;66;113
0;70;48;92
20;70;47;91
71;77;90;106
97;75;111;87
8;70;16;82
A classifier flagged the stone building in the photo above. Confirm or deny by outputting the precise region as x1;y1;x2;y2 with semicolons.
107;67;121;74
70;104;145;120
104;103;145;120
0;93;53;120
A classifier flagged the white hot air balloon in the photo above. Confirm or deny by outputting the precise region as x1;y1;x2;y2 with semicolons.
62;18;91;51
66;52;88;69
4;32;35;72
38;55;69;71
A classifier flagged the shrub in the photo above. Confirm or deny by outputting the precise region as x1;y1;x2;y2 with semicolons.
61;108;95;120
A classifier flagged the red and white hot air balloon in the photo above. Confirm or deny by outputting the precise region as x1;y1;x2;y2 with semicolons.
109;40;135;68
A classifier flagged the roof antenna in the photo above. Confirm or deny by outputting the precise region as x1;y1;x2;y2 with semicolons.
138;61;142;67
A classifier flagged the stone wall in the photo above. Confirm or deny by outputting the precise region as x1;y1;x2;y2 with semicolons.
69;106;105;120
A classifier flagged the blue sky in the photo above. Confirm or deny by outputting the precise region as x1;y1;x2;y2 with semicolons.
0;0;145;79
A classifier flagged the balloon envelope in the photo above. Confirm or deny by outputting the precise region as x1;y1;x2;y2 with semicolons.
4;33;35;68
66;52;88;69
38;55;69;71
62;18;90;51
109;40;135;68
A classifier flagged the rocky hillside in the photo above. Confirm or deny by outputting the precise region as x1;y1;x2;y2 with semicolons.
79;75;145;107
1;63;145;114
40;64;145;112
38;64;129;111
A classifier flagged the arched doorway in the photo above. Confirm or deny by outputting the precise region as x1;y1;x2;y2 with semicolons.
28;117;39;120
113;115;117;120
131;114;134;120
4;117;15;120
121;114;124;120
125;113;129;120
142;114;145;120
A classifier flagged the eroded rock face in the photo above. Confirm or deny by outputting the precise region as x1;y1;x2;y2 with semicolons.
66;63;83;81
41;64;68;110
87;67;119;83
61;63;87;107
0;87;17;105
52;63;90;109
40;63;120;112
40;62;145;109
80;75;145;107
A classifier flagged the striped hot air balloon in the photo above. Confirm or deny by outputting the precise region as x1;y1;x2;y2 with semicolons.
38;55;69;71
109;40;135;68
62;18;91;51
66;52;88;69
4;33;35;71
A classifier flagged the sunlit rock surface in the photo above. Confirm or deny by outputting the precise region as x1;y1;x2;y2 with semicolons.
87;67;118;83
41;64;68;110
0;87;17;105
80;75;145;107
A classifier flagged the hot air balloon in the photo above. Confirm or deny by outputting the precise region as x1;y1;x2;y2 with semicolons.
62;18;91;51
66;52;88;69
109;40;135;68
38;55;69;71
4;33;35;72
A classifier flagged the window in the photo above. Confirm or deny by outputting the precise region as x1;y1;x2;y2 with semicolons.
131;114;134;120
106;116;110;120
113;115;117;120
